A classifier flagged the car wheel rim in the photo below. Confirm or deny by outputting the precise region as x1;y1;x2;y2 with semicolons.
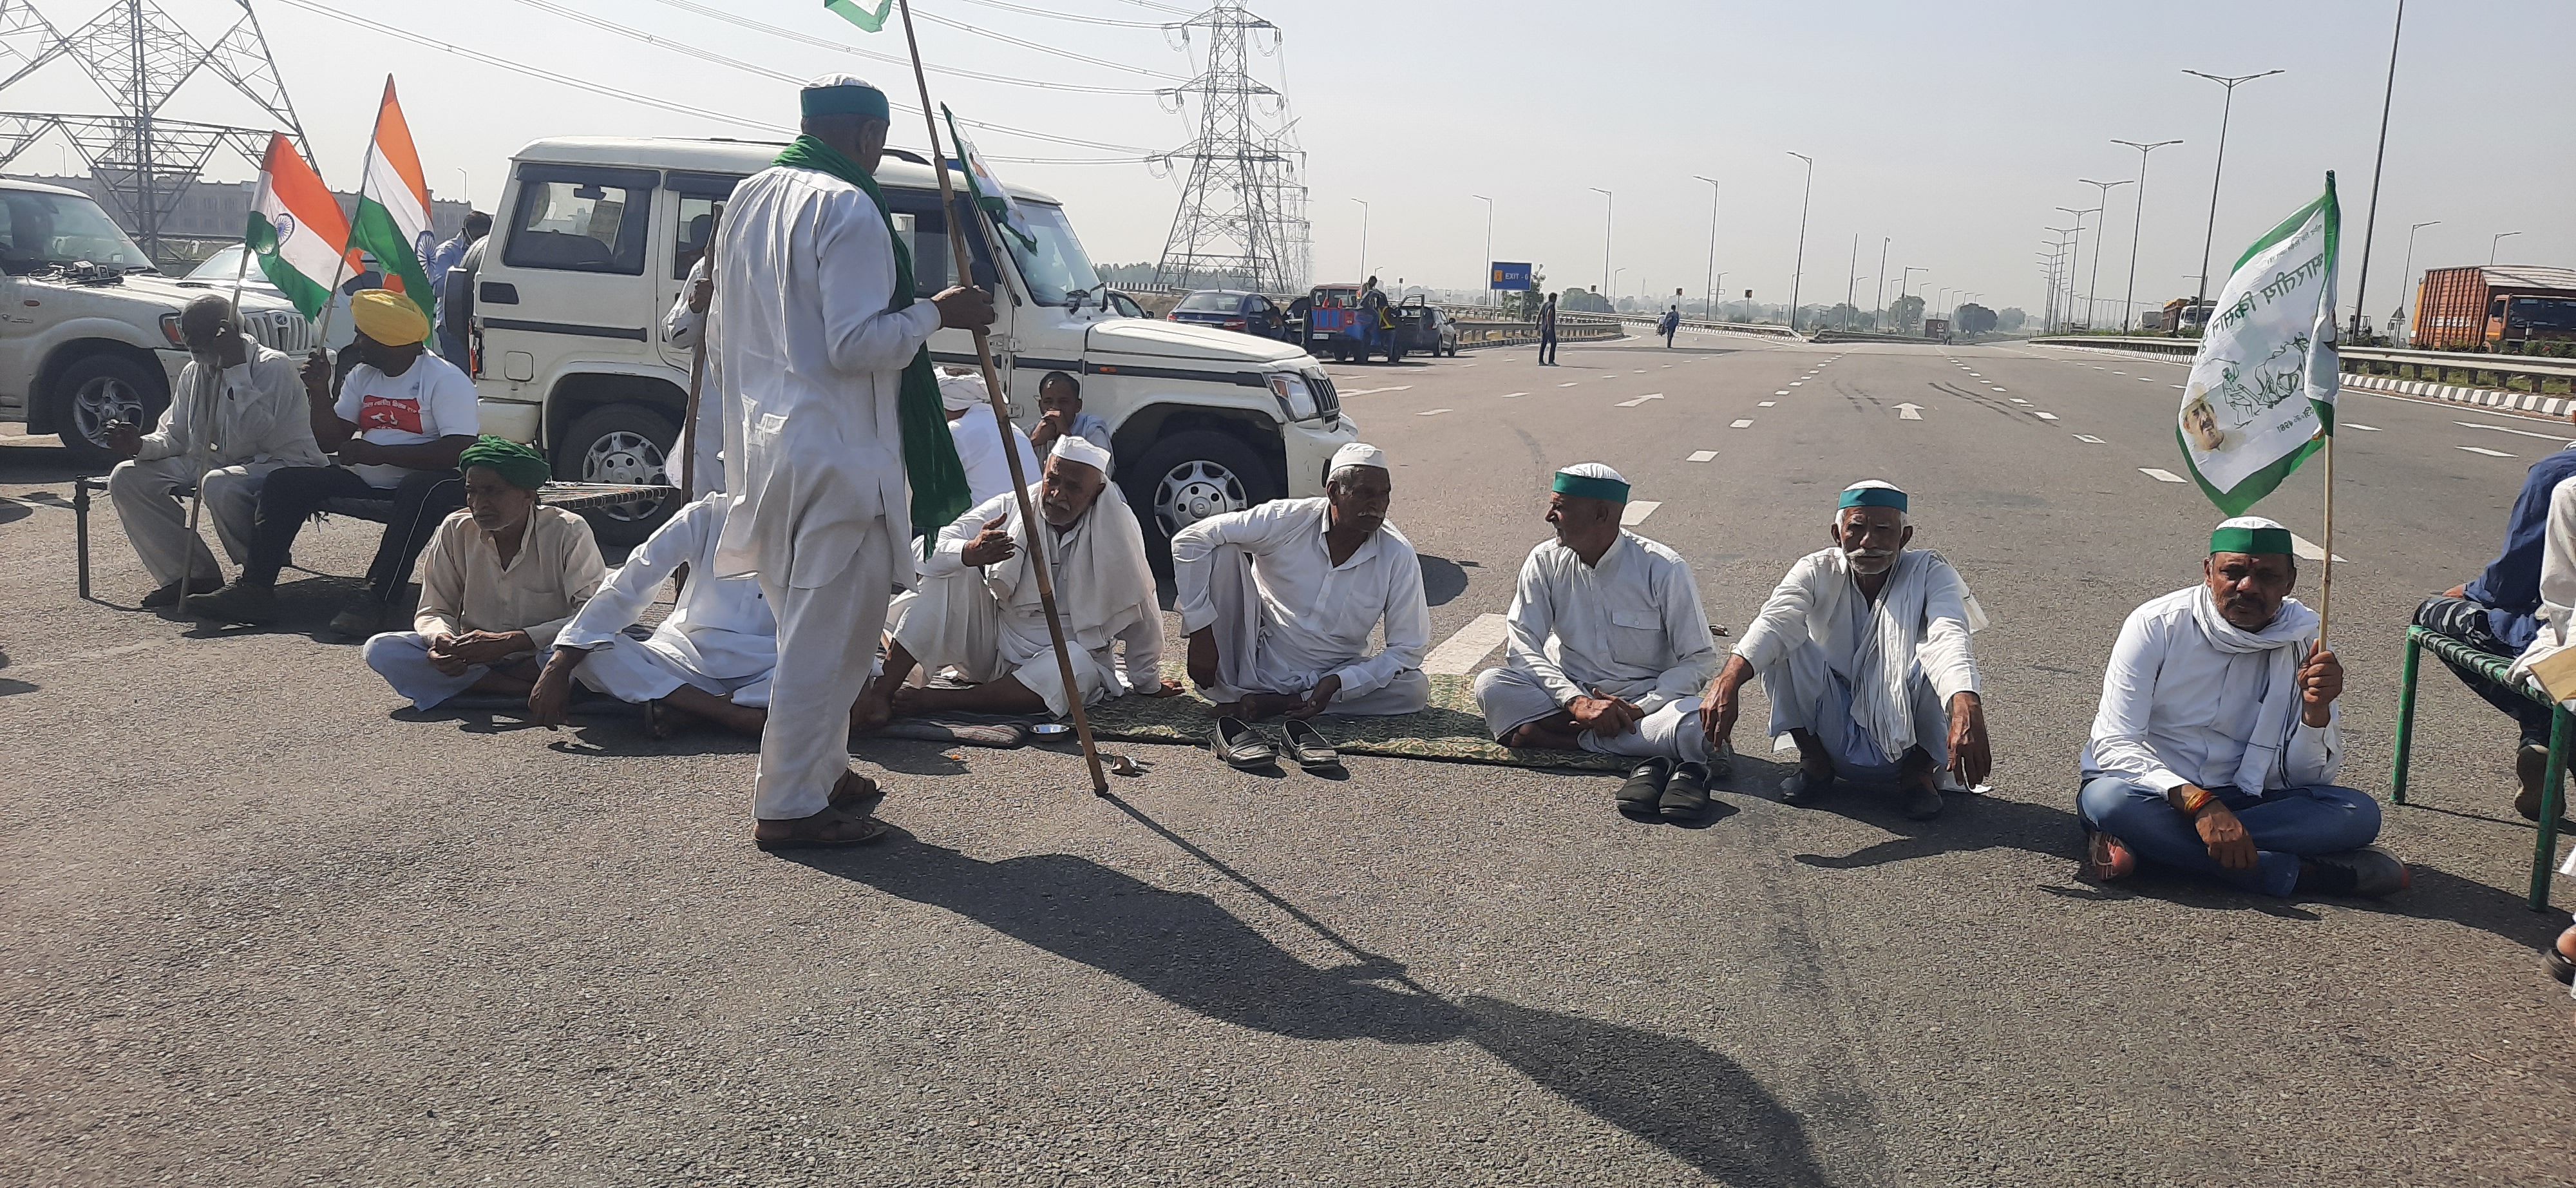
582;429;669;521
1151;457;1249;536
70;374;145;447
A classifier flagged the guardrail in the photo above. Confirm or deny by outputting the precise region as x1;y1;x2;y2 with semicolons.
2030;335;2576;398
1616;314;1803;340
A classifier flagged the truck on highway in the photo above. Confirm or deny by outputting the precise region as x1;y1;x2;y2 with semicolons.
2412;265;2576;351
0;177;316;465
469;137;1356;545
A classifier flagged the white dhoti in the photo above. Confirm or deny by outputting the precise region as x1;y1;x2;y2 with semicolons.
753;521;895;821
107;456;280;586
363;631;550;711
1760;638;1950;782
893;568;1118;718
1195;542;1429;716
1471;665;1709;763
575;639;773;707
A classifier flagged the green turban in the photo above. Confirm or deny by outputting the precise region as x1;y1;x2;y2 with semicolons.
457;436;550;490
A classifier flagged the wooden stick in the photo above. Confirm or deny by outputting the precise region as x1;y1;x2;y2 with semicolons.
679;203;721;497
894;0;1111;796
2318;428;2335;646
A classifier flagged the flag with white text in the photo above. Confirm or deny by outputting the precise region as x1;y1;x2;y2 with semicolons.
2177;172;2340;515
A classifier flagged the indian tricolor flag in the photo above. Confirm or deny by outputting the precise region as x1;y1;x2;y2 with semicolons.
348;77;436;322
245;133;355;321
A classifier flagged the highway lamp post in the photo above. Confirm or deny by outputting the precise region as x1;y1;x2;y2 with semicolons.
2396;219;2438;344
1613;266;1627;307
2079;178;2133;329
1899;265;1926;333
2491;230;2522;265
1786;152;1813;332
2042;229;2076;331
1587;187;1613;301
2184;68;2286;314
1693;175;1719;320
2112;139;2183;331
1349;197;1368;283
2056;206;2098;329
2349;0;2407;343
1470;193;1492;309
1873;236;1890;332
1712;272;1728;319
1842;235;1859;330
454;168;469;208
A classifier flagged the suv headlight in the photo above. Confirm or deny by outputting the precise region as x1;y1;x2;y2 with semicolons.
157;312;184;348
1266;372;1318;421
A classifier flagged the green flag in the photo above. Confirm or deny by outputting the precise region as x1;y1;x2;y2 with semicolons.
2177;172;2341;516
942;104;1038;254
823;0;893;32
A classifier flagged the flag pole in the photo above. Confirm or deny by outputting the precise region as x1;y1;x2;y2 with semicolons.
679;202;721;497
893;0;1112;796
311;79;389;356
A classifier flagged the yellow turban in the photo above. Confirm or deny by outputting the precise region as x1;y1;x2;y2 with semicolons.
350;288;430;346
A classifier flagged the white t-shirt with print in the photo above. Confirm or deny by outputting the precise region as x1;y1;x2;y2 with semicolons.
334;353;480;488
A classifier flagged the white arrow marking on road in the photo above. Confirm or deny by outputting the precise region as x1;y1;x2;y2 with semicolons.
1501;391;1528;398
1614;396;1658;407
1417;408;1453;416
1895;403;1924;420
2141;468;2187;483
2345;423;2379;430
1421;613;1513;675
1730;418;1755;428
2460;445;2517;457
1687;450;1718;462
2074;434;2105;443
2287;532;2347;563
1620;500;1662;526
2459;420;2575;441
2032;411;2059;420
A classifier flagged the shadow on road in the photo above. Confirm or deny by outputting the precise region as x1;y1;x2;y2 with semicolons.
787;805;1843;1186
1417;554;1477;608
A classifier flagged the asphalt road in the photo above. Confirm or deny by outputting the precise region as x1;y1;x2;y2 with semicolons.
6;332;2575;1187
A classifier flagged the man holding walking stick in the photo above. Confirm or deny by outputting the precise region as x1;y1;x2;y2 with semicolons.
703;73;993;850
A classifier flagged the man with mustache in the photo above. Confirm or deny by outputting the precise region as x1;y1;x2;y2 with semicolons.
2075;517;2405;897
1473;463;1725;819
853;435;1181;723
1702;481;1989;820
1171;443;1430;764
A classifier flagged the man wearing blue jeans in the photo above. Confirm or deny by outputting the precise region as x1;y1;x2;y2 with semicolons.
2075;517;2407;898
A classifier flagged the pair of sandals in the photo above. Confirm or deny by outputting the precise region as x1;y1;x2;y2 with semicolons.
1212;716;1338;771
1616;756;1712;820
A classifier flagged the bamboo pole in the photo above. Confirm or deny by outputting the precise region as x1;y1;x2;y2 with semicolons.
893;0;1112;796
679;203;721;497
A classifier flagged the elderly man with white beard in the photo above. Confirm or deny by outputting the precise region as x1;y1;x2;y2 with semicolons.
1700;480;1991;821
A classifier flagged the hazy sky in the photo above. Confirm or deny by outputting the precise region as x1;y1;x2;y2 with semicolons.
10;0;2568;322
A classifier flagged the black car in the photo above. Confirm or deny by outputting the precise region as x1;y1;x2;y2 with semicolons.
1167;289;1293;340
1391;295;1460;357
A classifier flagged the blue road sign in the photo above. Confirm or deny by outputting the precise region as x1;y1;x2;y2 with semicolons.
1489;262;1533;291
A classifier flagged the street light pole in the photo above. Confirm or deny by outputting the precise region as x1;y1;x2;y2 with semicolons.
1693;175;1719;320
1587;186;1613;300
1873;236;1889;332
2396;219;2438;343
2056;206;2099;328
2112;139;2183;331
2349;0;2406;342
1470;193;1492;308
2079;178;2132;329
1786;151;1813;332
1349;197;1367;282
1843;234;1859;330
2042;229;2076;331
1899;264;1926;332
2184;68;2286;312
2492;230;2523;265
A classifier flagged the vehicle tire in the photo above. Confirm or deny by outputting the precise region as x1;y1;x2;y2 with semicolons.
555;403;679;546
52;354;166;466
1121;428;1282;558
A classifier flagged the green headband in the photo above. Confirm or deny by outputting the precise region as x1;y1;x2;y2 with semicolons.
457;434;551;491
801;84;890;121
1552;471;1629;503
2209;526;2295;556
1838;486;1908;512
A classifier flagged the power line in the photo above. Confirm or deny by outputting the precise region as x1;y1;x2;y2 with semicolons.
635;0;1170;94
913;8;1187;81
942;0;1174;29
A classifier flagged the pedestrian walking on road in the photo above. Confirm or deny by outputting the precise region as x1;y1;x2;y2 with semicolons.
1658;305;1680;347
1537;292;1559;365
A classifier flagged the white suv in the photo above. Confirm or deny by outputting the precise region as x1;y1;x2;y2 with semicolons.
0;178;312;464
468;137;1355;544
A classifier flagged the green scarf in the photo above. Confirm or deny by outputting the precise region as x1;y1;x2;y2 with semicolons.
773;134;971;544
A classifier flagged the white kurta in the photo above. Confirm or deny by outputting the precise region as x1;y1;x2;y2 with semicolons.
899;487;1162;716
1170;496;1430;706
1497;532;1718;713
1732;548;1982;765
557;497;777;706
2081;586;2342;792
949;409;1041;506
108;344;327;584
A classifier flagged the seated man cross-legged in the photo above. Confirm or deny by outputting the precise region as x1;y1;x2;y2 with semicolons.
361;438;605;711
853;436;1182;725
1473;463;1727;819
527;493;776;738
1172;441;1431;765
1701;480;1992;821
2076;517;2405;898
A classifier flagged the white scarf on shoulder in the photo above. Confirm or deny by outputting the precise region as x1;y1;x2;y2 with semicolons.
2188;586;2320;792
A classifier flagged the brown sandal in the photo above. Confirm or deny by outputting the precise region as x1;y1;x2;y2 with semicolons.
753;807;891;850
829;769;882;811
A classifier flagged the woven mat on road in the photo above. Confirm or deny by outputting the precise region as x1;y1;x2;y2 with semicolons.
1080;667;1625;773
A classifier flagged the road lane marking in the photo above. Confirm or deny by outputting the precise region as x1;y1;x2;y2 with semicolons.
1338;385;1414;396
2032;411;2058;420
1421;613;1511;675
2345;423;2378;430
2141;468;2186;483
2138;377;2154;382
1620;500;1662;526
1991;387;2007;392
1967;372;1981;377
1730;418;1755;428
1501;391;1528;398
1758;401;1776;407
1775;390;1790;396
1558;382;1579;387
1417;408;1453;416
2010;398;2029;404
2074;434;2104;443
2287;532;2347;563
2112;371;2126;376
2458;420;2575;442
1790;381;1803;386
1614;395;1660;407
1687;450;1718;462
1895;403;1924;420
2459;445;2517;457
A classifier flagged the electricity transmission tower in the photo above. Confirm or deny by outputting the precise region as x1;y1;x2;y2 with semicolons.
1152;2;1306;293
0;0;305;260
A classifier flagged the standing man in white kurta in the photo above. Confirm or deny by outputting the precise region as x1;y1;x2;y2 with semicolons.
702;75;994;850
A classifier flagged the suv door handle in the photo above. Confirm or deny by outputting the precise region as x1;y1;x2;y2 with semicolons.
480;282;519;305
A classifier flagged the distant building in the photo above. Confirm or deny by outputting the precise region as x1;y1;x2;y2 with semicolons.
3;172;471;262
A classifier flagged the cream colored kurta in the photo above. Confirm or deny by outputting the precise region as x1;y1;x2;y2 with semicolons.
135;343;328;470
413;504;607;652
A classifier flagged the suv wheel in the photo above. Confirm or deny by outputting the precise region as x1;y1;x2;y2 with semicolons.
55;354;164;466
556;403;677;545
1122;429;1282;553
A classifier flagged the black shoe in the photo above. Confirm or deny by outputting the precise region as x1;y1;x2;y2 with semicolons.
1658;762;1710;819
2297;846;2410;898
180;579;277;625
1279;718;1340;770
1898;780;1946;821
2516;743;2557;821
1615;758;1672;814
1778;768;1833;805
1210;717;1276;770
139;575;216;608
327;592;387;639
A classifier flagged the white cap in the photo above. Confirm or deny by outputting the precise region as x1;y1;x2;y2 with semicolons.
938;370;987;412
2218;515;2287;532
1558;461;1625;483
1048;434;1113;475
1330;441;1389;472
804;72;875;91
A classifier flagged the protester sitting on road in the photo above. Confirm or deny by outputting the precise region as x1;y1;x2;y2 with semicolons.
940;370;1039;506
104;294;328;606
184;289;478;633
1700;481;1991;821
361;437;604;711
1027;370;1111;465
528;493;774;738
2415;407;2576;821
1173;441;1430;761
2076;517;2405;898
1473;463;1726;819
853;436;1180;725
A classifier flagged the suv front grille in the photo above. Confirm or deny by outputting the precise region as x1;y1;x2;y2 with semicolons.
243;309;314;354
1307;367;1340;423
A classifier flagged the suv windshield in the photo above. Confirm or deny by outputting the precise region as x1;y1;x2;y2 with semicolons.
1001;201;1101;307
0;189;155;274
